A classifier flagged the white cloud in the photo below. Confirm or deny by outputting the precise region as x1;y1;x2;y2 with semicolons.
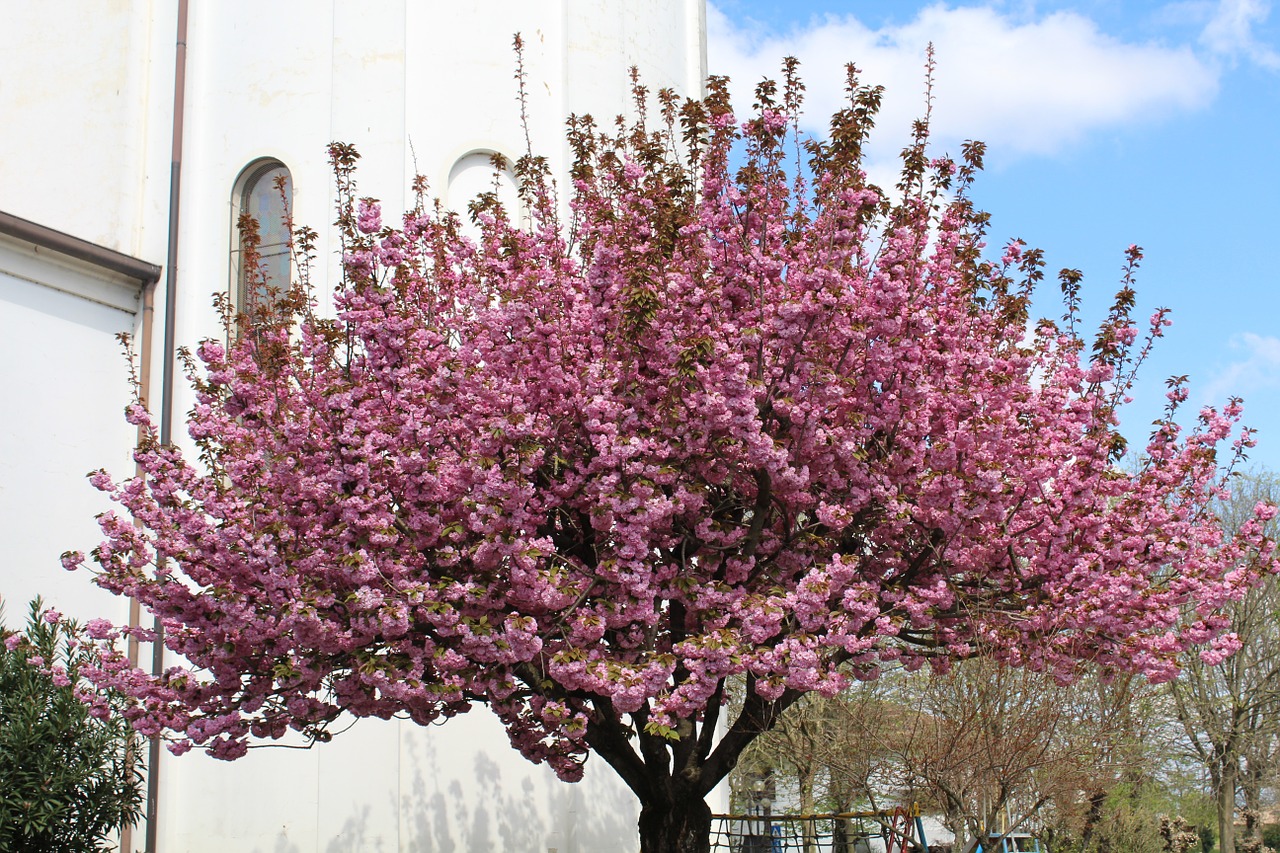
1200;0;1280;68
1200;332;1280;407
708;3;1219;164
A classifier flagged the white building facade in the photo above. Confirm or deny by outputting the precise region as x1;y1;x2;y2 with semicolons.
0;2;708;850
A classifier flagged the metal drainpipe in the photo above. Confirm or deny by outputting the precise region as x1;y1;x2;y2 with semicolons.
147;1;188;850
121;273;156;853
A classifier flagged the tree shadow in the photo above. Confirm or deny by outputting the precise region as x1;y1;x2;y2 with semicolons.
396;711;640;852
324;802;388;853
542;767;639;853
275;831;302;853
247;828;302;853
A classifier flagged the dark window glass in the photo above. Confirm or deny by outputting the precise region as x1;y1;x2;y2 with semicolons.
233;160;292;311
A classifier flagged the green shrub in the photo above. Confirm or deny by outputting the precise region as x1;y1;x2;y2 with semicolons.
1261;824;1280;853
0;599;143;853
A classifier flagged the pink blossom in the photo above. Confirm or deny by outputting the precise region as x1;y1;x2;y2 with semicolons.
356;198;382;234
85;618;117;640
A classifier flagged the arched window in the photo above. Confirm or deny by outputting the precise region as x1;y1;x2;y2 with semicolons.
230;159;292;311
447;150;522;235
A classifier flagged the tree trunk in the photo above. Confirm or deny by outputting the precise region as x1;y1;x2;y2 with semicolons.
834;818;850;853
1242;755;1264;823
1219;761;1238;853
1078;789;1106;853
799;769;817;853
638;794;713;853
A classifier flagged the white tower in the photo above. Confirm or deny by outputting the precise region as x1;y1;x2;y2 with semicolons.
0;3;707;850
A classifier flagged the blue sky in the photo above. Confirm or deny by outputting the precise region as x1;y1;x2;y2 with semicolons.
708;0;1280;472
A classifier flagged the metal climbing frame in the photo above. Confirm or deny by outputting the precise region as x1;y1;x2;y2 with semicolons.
973;833;1043;853
710;805;930;853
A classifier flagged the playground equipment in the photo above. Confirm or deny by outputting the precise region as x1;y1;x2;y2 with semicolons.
710;805;931;853
970;806;1045;853
973;832;1043;853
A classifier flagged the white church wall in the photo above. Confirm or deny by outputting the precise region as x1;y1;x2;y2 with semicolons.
562;0;707;118
153;3;712;850
3;3;714;848
158;709;640;853
169;0;708;341
0;0;173;632
0;0;173;638
0;0;176;264
0;235;141;630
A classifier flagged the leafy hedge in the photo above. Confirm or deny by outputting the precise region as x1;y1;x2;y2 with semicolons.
0;599;143;853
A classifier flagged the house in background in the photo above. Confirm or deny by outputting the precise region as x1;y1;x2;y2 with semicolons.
0;2;707;850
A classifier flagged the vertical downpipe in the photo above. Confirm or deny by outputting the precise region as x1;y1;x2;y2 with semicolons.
120;268;157;853
147;1;188;850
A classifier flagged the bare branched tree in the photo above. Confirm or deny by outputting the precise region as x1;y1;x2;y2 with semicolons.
1168;472;1280;853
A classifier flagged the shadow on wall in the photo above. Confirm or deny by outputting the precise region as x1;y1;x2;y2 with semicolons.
398;709;640;853
275;831;302;853
253;828;301;853
324;803;388;853
542;760;639;853
399;716;457;853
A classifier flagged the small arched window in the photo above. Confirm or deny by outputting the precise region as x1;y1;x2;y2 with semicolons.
230;158;292;311
447;150;523;235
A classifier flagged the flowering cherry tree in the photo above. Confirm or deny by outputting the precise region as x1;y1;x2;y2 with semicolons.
68;65;1277;853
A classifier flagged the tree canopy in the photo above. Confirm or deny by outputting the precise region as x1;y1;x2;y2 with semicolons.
67;62;1278;853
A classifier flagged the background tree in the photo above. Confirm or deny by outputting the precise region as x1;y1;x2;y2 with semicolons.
1169;472;1280;853
1033;673;1198;853
886;662;1135;853
737;660;1155;853
67;60;1279;853
816;685;905;819
729;681;900;853
0;599;143;853
733;651;1228;853
727;689;835;837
